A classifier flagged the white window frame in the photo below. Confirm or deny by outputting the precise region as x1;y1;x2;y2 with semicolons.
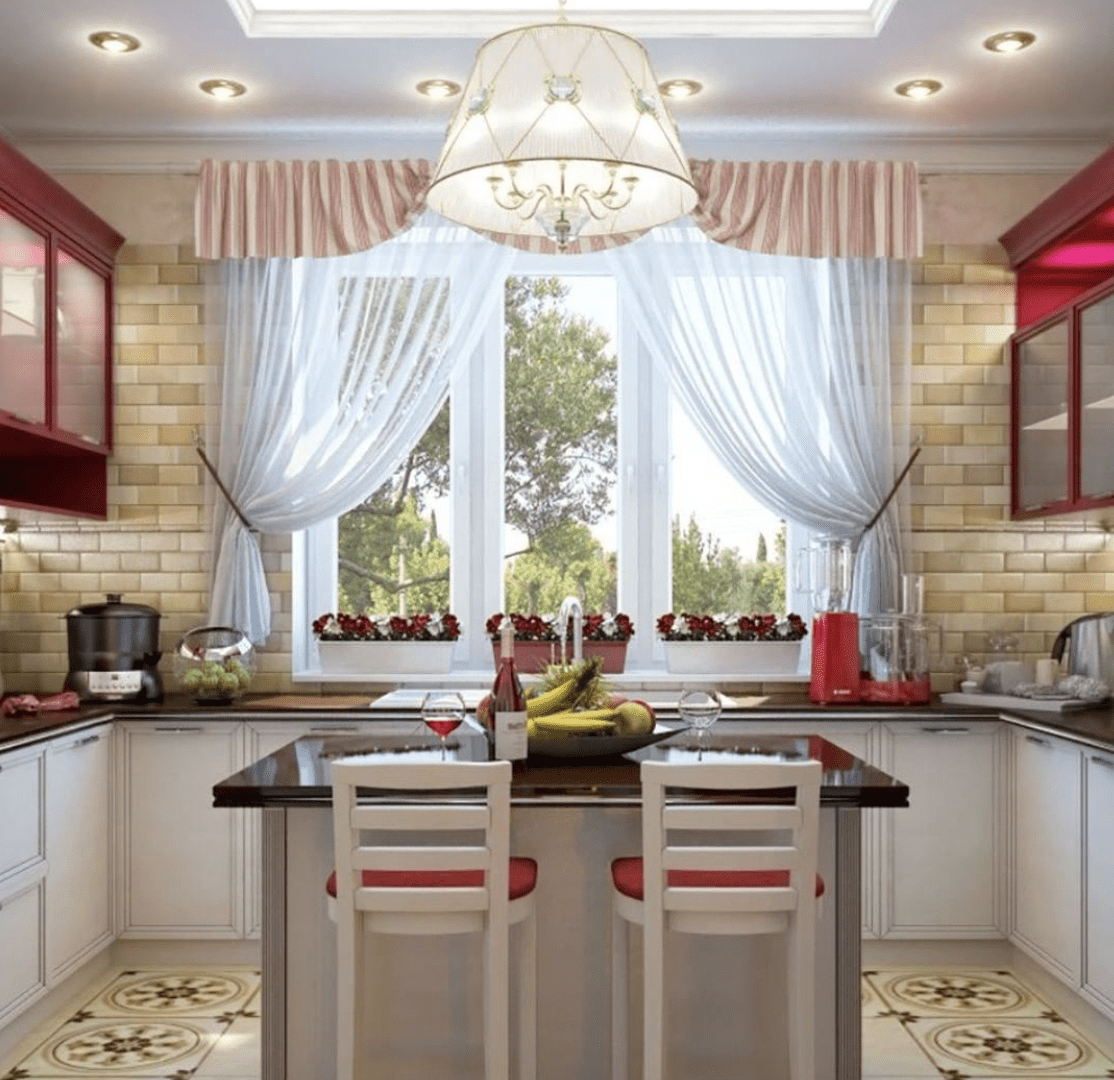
292;249;806;681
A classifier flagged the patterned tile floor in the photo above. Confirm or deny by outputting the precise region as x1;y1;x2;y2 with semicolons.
863;969;1114;1079
4;966;1113;1079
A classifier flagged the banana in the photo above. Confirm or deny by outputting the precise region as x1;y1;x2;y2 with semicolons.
526;676;579;718
531;708;619;734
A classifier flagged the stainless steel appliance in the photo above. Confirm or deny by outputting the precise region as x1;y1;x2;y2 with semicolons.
1051;613;1114;688
63;594;164;702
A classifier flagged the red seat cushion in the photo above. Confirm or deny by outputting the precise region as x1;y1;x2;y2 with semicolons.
610;856;825;901
326;856;538;900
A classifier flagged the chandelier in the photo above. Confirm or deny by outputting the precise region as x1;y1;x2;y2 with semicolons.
425;1;697;250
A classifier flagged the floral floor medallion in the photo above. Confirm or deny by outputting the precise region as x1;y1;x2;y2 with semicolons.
926;1020;1091;1071
877;971;1029;1015
104;973;252;1016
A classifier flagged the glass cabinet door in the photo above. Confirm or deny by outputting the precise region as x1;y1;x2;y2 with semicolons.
55;247;108;446
1080;288;1114;502
0;205;47;426
1015;316;1070;512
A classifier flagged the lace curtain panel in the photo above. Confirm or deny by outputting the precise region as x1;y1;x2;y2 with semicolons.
207;215;514;642
604;223;912;616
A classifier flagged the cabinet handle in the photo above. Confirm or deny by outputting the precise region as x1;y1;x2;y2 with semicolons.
310;725;359;733
920;727;971;734
1092;755;1114;771
153;726;204;733
1025;734;1052;748
74;734;101;747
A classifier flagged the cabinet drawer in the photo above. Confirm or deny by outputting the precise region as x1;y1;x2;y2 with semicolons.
0;747;45;881
0;876;46;1023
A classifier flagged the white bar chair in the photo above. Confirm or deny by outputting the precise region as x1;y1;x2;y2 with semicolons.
610;757;823;1080
329;757;537;1080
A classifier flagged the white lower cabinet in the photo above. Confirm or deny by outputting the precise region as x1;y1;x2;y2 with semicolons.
45;723;113;981
1010;728;1083;986
116;720;244;938
0;740;47;1024
1083;746;1114;1015
243;718;418;936
724;718;880;936
0;873;46;1023
879;720;1004;937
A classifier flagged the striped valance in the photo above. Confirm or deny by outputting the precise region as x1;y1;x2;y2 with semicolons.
195;156;921;261
195;159;429;259
689;159;922;260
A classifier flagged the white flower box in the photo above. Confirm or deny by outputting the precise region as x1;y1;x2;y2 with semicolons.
316;640;454;675
664;640;802;676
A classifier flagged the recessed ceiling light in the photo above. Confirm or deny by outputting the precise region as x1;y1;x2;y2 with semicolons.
895;78;943;100
200;79;247;100
88;31;141;54
983;30;1036;53
659;79;703;99
416;79;461;99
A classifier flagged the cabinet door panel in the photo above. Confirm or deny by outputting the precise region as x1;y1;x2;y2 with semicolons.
118;722;243;937
0;746;45;881
0;205;47;426
1016;316;1070;511
1012;730;1082;984
54;248;108;446
1084;750;1114;1015
0;877;46;1023
883;723;1001;937
46;725;113;980
1080;290;1114;501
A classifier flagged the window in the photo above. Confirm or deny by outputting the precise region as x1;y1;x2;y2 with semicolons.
295;248;799;677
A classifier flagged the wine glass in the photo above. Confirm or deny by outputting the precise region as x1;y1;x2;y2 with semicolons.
678;688;721;756
420;691;466;759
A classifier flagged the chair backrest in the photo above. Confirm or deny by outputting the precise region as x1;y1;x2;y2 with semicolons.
639;757;822;926
330;756;511;923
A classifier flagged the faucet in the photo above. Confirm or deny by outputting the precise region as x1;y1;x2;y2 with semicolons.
558;595;583;665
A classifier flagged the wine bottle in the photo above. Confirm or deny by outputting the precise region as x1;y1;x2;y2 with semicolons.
492;618;528;763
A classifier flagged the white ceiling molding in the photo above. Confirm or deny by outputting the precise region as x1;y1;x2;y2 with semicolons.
19;131;1105;177
224;0;899;38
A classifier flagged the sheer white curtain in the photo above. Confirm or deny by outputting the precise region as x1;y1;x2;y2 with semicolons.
605;222;911;615
208;213;514;642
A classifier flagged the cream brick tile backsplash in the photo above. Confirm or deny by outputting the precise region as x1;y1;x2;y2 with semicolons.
0;237;1112;696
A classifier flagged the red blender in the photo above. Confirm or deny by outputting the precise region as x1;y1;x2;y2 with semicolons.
807;537;861;704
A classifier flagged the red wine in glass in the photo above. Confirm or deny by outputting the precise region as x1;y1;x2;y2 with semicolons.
420;692;466;758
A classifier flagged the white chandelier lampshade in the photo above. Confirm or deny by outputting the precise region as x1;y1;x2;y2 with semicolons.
426;18;697;250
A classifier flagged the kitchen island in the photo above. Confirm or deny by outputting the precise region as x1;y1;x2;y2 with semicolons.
213;726;908;1080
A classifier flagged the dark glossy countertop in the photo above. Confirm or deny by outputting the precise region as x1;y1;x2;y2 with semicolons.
1;693;1112;754
210;728;910;809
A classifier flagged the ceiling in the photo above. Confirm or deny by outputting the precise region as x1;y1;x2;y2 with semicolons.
1;0;1112;174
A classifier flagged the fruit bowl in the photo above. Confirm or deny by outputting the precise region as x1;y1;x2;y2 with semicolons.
173;626;255;705
527;724;684;759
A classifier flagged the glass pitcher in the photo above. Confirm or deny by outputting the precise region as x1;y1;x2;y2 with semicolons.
802;536;855;613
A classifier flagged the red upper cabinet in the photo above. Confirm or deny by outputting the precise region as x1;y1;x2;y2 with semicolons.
1001;144;1114;519
0;137;123;518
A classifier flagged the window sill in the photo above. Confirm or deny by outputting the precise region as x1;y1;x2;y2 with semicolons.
294;668;810;689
